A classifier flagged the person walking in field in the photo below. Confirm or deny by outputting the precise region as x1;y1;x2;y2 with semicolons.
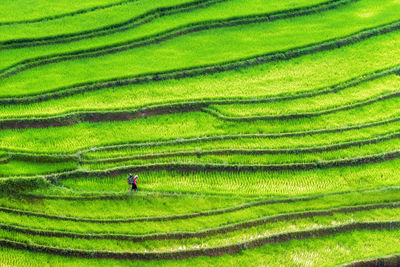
127;173;138;192
132;175;138;191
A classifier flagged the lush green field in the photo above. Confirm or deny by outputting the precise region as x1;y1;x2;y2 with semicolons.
2;0;400;266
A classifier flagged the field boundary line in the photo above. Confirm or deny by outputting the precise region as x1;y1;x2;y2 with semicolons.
57;149;400;175
0;202;399;240
3;113;400;156
1;148;400;179
202;90;400;122
0;0;352;50
2;16;399;104
79;131;400;164
9;130;400;164
2;62;400;129
0;0;139;26
0;221;399;259
0;195;323;223
340;254;400;267
21;185;400;201
0;0;229;49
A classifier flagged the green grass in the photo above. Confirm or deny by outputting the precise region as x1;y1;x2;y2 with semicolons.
2;189;400;235
1;230;400;266
20;187;400;221
3;0;400;265
81;140;400;168
0;160;77;177
63;159;400;196
2;26;400;119
0;192;251;218
0;0;327;42
0;0;329;70
0;151;8;161
81;127;400;159
80;134;400;161
2;0;400;97
0;208;399;253
0;0;124;22
0;229;399;266
0;0;193;41
208;75;400;117
4;92;400;153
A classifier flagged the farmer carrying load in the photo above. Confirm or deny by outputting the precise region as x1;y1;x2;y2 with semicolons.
127;173;138;192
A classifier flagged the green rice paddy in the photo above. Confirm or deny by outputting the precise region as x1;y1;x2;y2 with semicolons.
1;0;400;266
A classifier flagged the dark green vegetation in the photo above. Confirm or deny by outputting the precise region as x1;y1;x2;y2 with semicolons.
1;0;400;266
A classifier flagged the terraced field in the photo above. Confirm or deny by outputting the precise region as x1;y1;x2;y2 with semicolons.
2;0;400;266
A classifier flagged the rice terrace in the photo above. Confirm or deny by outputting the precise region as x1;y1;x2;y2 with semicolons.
2;0;400;266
